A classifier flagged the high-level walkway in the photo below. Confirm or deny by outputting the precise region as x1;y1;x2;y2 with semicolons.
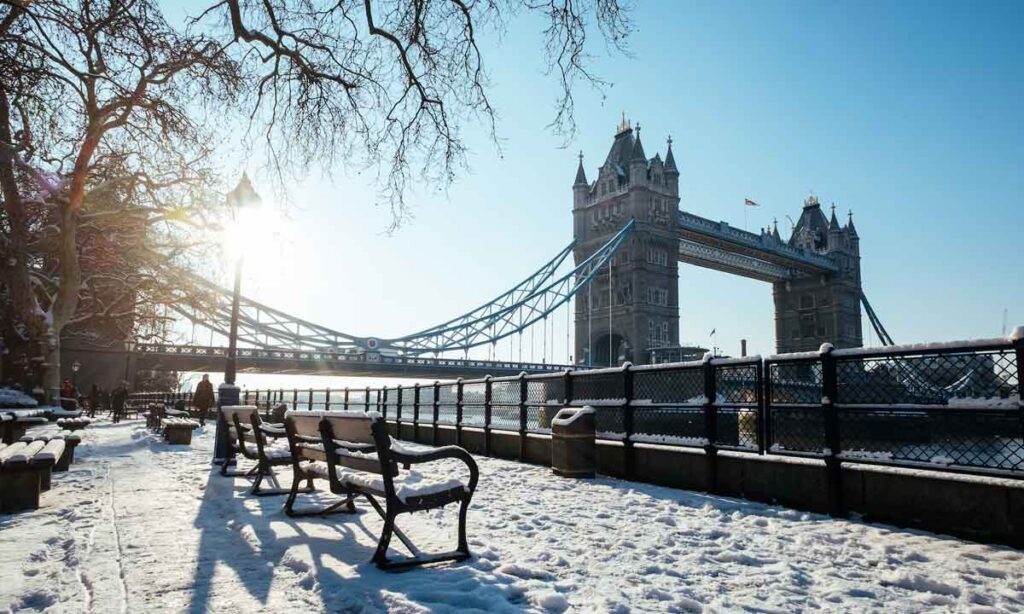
2;419;1022;612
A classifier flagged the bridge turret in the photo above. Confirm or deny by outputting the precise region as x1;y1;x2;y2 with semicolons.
572;118;681;366
664;136;679;196
629;124;648;185
573;151;589;210
774;195;863;354
827;204;843;252
846;210;859;253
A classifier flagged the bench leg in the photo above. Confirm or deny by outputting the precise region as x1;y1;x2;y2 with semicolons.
219;451;247;477
284;475;352;517
0;472;41;513
250;466;290;497
367;494;474;571
56;441;78;472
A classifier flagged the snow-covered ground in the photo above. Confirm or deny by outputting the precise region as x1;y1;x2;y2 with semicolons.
2;419;1023;613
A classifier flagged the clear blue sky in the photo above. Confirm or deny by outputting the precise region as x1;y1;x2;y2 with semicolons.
184;0;1024;389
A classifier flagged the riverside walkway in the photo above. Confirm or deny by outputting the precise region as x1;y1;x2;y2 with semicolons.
1;418;1022;612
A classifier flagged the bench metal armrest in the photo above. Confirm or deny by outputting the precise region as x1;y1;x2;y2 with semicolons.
387;445;479;493
259;423;286;437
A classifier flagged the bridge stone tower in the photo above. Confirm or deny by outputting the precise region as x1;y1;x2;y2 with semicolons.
773;196;863;353
572;119;681;366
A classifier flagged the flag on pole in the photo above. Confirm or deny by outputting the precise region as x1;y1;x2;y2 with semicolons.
710;328;716;336
744;198;760;207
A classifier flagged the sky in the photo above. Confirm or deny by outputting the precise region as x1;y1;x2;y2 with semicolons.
178;0;1023;390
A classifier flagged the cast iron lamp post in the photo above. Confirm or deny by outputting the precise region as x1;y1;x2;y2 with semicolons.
213;173;262;466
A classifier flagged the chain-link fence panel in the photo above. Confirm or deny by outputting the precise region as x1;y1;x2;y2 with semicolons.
633;367;703;404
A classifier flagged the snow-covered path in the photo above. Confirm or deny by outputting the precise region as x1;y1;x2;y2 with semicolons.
2;419;1023;613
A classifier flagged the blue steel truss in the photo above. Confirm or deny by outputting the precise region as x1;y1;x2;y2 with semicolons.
390;220;635;354
158;221;634;356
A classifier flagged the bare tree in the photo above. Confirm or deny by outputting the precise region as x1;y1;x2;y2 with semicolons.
199;0;632;226
0;0;630;398
0;0;240;397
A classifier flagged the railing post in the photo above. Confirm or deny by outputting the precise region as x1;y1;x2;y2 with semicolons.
820;343;844;517
396;384;403;435
757;359;768;455
432;381;441;447
703;354;718;494
622;362;635;480
253;389;259;406
455;378;464;448
344;387;350;411
381;386;388;419
325;387;331;411
292;388;298;411
518;372;528;461
279;388;283;408
244;389;250;404
365;386;371;413
307;388;314;411
1013;328;1024;446
413;383;420;438
563;368;574;405
483;376;492;457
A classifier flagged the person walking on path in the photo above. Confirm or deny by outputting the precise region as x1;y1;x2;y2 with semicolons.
192;374;215;426
111;382;128;424
88;383;100;418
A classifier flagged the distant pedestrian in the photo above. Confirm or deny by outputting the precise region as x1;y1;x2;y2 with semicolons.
88;384;100;418
111;381;128;424
192;374;215;426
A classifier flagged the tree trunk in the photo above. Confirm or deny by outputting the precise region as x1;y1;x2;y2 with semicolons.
42;332;61;403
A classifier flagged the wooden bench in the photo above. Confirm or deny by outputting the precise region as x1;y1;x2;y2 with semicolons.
163;417;199;444
19;434;81;471
0;438;65;512
284;410;479;570
146;404;165;430
2;410;49;444
56;417;92;431
221;405;304;496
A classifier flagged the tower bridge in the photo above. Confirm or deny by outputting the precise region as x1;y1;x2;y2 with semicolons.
67;119;893;386
572;118;877;365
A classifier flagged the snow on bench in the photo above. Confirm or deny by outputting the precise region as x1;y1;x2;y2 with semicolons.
162;417;200;445
57;417;92;431
0;436;66;512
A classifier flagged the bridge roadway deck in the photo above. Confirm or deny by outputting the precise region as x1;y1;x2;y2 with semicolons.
677;209;837;281
132;344;571;379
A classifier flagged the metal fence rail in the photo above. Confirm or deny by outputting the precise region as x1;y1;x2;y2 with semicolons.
130;332;1024;489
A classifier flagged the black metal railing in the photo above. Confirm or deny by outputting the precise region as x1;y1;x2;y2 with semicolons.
129;332;1024;489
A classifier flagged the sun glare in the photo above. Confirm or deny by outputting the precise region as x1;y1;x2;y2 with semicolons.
223;204;278;263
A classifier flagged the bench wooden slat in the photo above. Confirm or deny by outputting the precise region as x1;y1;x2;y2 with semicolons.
0;442;27;463
3;440;45;468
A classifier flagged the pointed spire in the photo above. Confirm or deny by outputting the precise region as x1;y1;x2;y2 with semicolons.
617;111;630;134
772;218;781;242
573;151;588;186
846;209;858;238
664;135;678;173
631;123;646;161
829;203;841;231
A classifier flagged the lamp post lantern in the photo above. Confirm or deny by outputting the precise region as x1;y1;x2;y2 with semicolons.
214;173;262;466
71;359;81;390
